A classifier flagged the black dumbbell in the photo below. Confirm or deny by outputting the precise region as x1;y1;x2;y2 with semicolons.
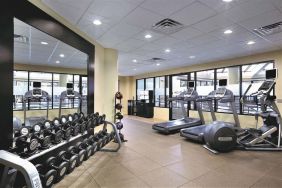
79;121;87;134
87;135;98;154
45;119;63;144
93;133;103;151
57;151;78;174
30;123;51;149
45;156;69;182
15;127;39;155
35;164;57;188
60;116;72;140
115;112;123;120
67;146;86;166
76;141;93;160
110;131;115;141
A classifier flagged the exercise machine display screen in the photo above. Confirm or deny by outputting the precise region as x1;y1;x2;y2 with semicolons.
258;81;274;92
188;81;195;88
67;83;73;89
266;69;277;79
219;79;227;86
32;82;42;96
66;83;74;96
215;88;227;98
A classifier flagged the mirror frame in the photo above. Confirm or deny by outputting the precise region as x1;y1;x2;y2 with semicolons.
0;0;94;149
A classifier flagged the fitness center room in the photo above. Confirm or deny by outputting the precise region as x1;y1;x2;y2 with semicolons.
0;0;282;188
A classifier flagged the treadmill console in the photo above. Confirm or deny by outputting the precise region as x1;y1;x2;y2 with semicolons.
258;81;275;93
32;82;42;97
66;83;75;97
215;88;227;98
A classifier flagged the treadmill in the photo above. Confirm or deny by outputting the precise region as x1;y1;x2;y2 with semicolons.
152;81;205;134
180;79;240;143
23;82;50;127
58;83;82;117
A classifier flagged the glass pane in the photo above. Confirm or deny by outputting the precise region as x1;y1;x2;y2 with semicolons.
81;76;88;114
145;78;154;90
242;62;274;114
13;71;28;110
155;77;165;107
53;74;73;109
74;75;80;93
165;76;169;108
171;74;188;119
137;79;144;100
196;70;214;111
189;72;196;110
217;67;240;113
29;72;52;109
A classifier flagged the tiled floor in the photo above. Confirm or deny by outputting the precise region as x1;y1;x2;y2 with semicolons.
55;116;282;188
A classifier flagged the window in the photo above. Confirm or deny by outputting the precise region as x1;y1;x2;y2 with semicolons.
137;79;145;100
145;78;154;90
171;74;188;119
216;67;240;113
53;74;74;109
29;72;52;109
155;77;165;107
196;70;215;111
242;62;274;114
13;71;28;110
81;76;88;114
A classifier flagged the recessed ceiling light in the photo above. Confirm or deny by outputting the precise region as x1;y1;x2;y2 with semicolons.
156;63;160;66
224;29;233;34
145;34;152;39
55;60;60;64
222;0;233;2
93;19;102;25
132;59;137;63
41;41;48;45
59;54;65;58
247;41;255;45
134;68;137;71
189;56;195;59
165;49;171;53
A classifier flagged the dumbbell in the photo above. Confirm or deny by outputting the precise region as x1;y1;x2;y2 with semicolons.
60;116;72;140
45;120;63;144
79;121;87;134
67;146;86;166
30;123;51;149
15;127;39;155
45;156;69;182
115;112;123;120
97;130;108;147
57;151;78;174
87;135;98;154
93;133;103;151
76;141;93;160
35;164;57;188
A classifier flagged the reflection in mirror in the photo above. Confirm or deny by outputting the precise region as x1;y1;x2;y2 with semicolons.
13;18;88;127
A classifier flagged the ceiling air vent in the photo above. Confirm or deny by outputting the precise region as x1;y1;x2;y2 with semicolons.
14;34;29;44
253;22;282;36
145;57;165;62
152;18;184;35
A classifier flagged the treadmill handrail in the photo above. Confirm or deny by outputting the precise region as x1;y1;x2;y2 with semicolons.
0;150;42;188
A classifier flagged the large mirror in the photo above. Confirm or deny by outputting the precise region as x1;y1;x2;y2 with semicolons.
13;18;88;125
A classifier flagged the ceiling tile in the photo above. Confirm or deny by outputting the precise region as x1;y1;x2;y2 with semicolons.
171;27;203;40
140;0;195;17
123;7;164;29
193;14;235;33
239;10;282;30
198;0;238;12
115;38;145;52
170;2;217;26
133;30;164;42
187;34;219;46
152;36;179;48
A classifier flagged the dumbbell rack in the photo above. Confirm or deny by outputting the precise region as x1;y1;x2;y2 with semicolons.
5;113;122;188
114;92;127;142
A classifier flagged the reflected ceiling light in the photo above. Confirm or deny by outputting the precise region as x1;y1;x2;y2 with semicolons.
165;49;171;53
93;19;102;25
222;0;233;2
59;54;65;58
55;60;60;64
189;55;195;59
247;41;255;45
145;34;152;39
41;41;48;45
224;29;233;34
132;59;137;63
156;63;160;66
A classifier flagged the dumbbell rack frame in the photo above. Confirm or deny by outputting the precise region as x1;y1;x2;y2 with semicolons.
114;92;127;142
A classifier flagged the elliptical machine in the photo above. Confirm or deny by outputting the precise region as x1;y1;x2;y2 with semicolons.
205;69;282;152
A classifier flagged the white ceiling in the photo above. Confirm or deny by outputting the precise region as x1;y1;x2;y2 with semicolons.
41;0;282;76
14;18;88;69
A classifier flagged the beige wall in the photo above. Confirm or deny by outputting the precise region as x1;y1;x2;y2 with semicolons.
119;50;282;128
118;76;135;114
21;0;119;121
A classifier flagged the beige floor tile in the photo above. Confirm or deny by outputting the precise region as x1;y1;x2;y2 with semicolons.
179;181;203;188
99;177;150;188
92;164;136;187
191;170;260;187
166;161;211;180
251;175;282;188
55;165;87;187
121;157;161;175
83;179;101;188
68;171;94;188
139;167;189;188
264;165;282;180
